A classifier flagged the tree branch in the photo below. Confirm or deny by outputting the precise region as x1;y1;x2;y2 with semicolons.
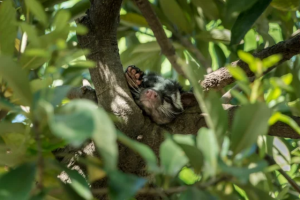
133;0;184;75
201;34;300;91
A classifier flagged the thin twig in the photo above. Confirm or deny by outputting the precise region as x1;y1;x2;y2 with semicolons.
265;154;300;194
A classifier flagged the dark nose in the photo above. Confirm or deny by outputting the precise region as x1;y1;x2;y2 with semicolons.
145;89;158;99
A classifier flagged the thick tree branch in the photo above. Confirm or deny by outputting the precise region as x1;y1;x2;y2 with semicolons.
202;34;300;91
133;0;184;75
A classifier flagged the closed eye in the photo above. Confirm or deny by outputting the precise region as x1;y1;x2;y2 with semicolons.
164;96;172;103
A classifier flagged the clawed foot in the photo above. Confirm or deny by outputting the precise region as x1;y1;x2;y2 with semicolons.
125;65;144;88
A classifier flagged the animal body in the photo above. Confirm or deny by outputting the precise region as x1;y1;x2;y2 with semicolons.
125;65;196;124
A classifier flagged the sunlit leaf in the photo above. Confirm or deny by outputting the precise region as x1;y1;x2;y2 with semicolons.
120;13;149;28
227;65;249;83
191;0;219;20
269;112;300;134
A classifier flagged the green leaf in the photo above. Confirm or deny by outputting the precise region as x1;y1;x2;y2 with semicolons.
159;0;192;33
160;138;188;176
191;0;219;20
197;128;219;177
230;102;271;156
262;54;282;69
65;0;90;21
226;0;258;13
271;0;300;11
237;184;274;200
173;134;203;174
230;0;272;45
116;131;159;173
0;56;32;106
19;23;40;47
91;106;118;171
58;165;92;200
219;160;268;183
25;0;48;26
0;0;17;55
30;77;52;93
227;66;249;83
108;171;146;200
120;13;149;28
0;163;36;200
0;122;25;135
52;10;71;32
179;187;217;200
204;91;228;141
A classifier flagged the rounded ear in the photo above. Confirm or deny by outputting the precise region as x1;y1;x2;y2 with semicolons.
181;92;198;108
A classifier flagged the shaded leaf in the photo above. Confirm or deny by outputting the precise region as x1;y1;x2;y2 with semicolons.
25;0;48;26
0;0;17;55
120;13;149;27
191;0;219;20
159;0;192;33
160;138;188;176
0;56;32;106
230;0;272;45
108;171;146;200
0;163;36;200
231;103;271;155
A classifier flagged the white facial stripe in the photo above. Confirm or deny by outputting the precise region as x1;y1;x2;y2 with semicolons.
175;91;183;110
153;78;169;91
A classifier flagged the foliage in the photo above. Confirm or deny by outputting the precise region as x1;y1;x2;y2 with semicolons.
1;0;300;200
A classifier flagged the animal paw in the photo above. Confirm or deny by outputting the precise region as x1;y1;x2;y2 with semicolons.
125;65;144;88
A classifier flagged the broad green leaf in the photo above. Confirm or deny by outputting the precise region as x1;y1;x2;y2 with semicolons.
214;44;226;69
52;10;71;32
159;0;192;33
227;66;249;83
230;89;249;104
30;77;52;93
244;29;257;51
219;160;268;184
120;13;149;28
0;98;23;113
179;187;217;200
204;91;228;141
191;0;219;20
197;128;219;177
226;0;258;13
271;0;300;11
195;29;231;43
0;0;17;55
91;107;118;171
108;171;146;200
0;163;36;200
238;184;274;200
25;0;48;26
19;23;40;47
160;138;188;176
173;134;203;174
0;56;32;106
237;51;254;65
178;167;200;185
230;0;272;45
116;131;159;173
58;165;92;200
132;41;182;54
0;122;25;135
230;103;271;156
65;0;90;21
